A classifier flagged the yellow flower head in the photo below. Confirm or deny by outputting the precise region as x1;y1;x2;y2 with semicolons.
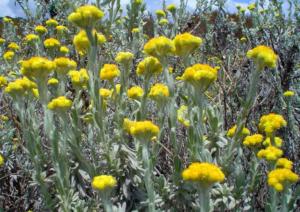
182;162;225;186
48;78;59;86
0;76;8;88
68;68;89;88
35;25;48;34
240;37;247;42
177;105;190;127
44;38;60;49
173;33;202;57
178;64;218;90
226;125;250;137
276;158;293;170
99;64;120;81
3;17;13;24
263;137;283;148
0;115;9;122
3;51;15;61
5;77;37;97
136;56;163;77
24;34;39;43
167;4;176;13
60;46;70;55
56;25;68;33
73;30;106;55
0;154;4;166
115;51;134;65
283;90;294;97
21;57;56;80
155;10;166;18
247;3;256;11
247;45;278;69
46;19;58;27
268;168;298;192
68;5;104;28
54;57;77;75
131;28;140;33
143;36;175;58
0;38;6;45
127;86;144;100
257;146;283;161
159;19;169;25
99;88;113;99
92;175;117;191
258;113;287;135
8;42;20;51
47;96;72;111
124;119;159;141
148;83;169;102
243;134;264;147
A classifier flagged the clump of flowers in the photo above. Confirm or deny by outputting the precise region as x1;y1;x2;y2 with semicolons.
127;86;144;100
167;4;176;13
3;51;15;61
177;105;190;127
243;134;264;147
92;175;117;191
268;168;298;192
0;154;4;166
115;51;134;65
178;64;218;91
68;69;89;88
21;57;56;80
263;137;283;147
226;125;250;137
54;57;77;75
8;42;20;51
283;90;294;97
56;25;68;34
143;36;175;58
173;33;202;57
258;113;287;135
68;5;104;28
48;78;59;86
47;96;72;111
155;10;166;18
247;45;278;69
0;76;7;88
276;158;293;169
99;64;120;82
123;119;159;141
257;146;283;161
46;19;58;27
136;56;163;77
148;83;169;103
35;25;48;35
4;77;37;97
73;30;106;55
44;38;61;49
24;34;39;43
182;162;225;187
99;88;113;99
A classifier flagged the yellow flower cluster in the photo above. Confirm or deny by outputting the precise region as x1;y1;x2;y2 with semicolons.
182;162;225;186
144;36;175;58
47;96;72;111
73;30;106;55
127;86;144;100
123;118;159;141
24;34;39;43
48;78;59;86
159;19;169;25
177;105;190;127
226;125;250;137
35;25;48;34
247;3;256;11
258;113;287;135
8;42;20;51
60;46;69;55
268;168;298;192
167;4;176;13
68;5;104;28
148;83;169;102
46;19;58;27
68;69;89;88
0;38;5;45
0;154;4;166
136;56;162;77
276;158;293;169
99;64;120;81
0;76;7;88
243;134;264;147
283;90;294;97
21;57;56;79
44;38;60;49
3;51;15;61
115;51;134;64
173;33;202;57
263;137;283;147
155;10;166;18
257;146;283;161
92;175;117;191
56;25;68;33
54;57;77;75
99;88;113;99
5;77;37;96
178;64;218;90
247;45;278;69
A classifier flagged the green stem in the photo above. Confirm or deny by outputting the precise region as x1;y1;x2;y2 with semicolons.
198;187;210;212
